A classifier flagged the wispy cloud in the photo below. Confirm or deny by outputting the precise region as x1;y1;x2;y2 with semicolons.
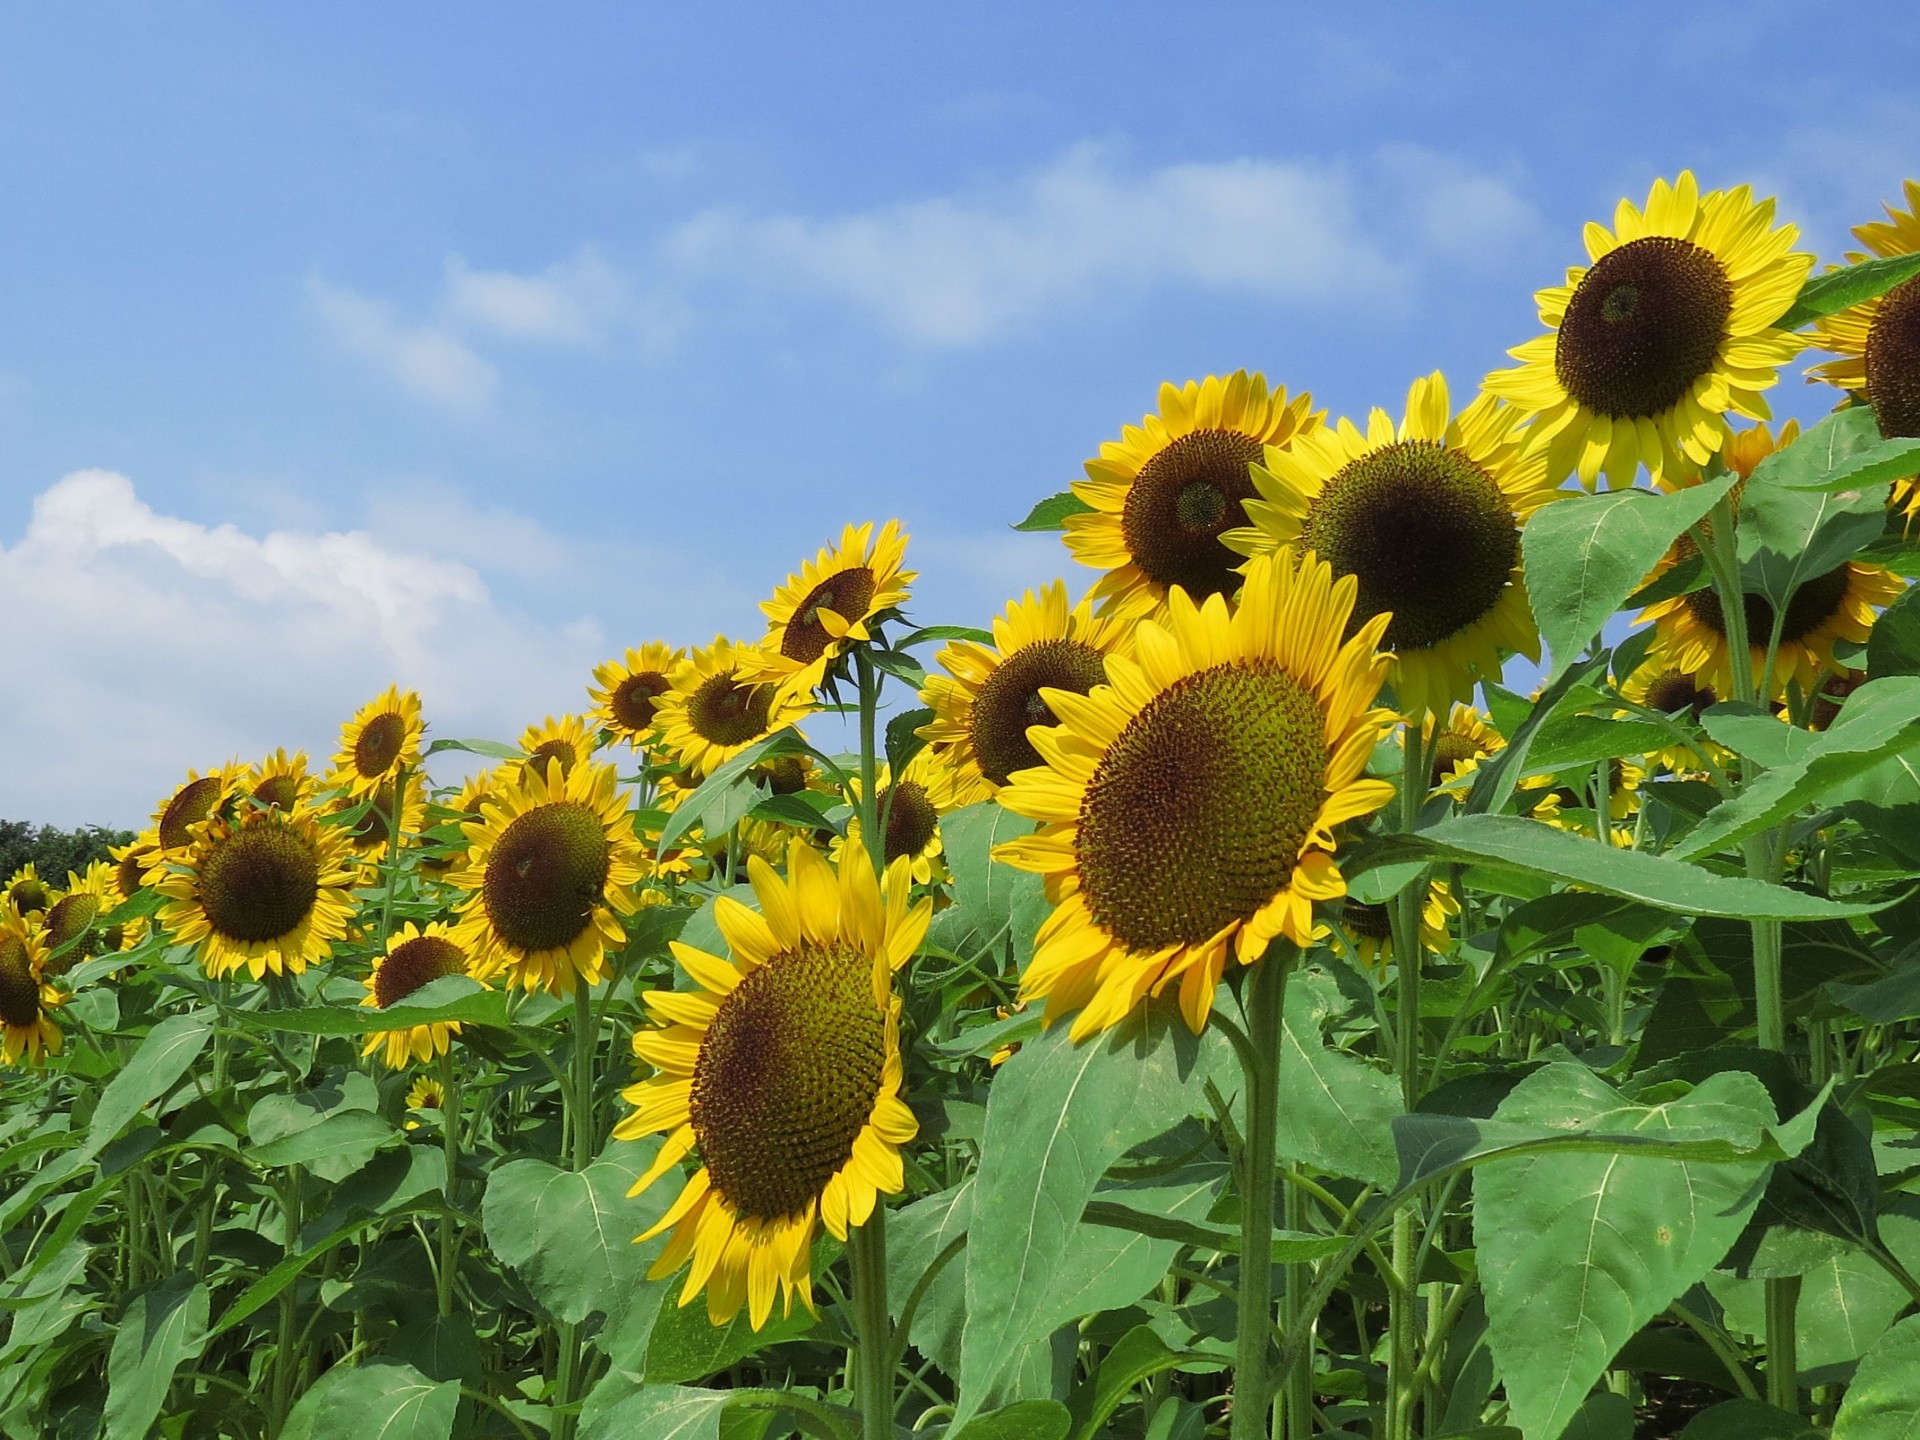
308;276;499;409
662;142;1538;345
443;249;628;345
0;470;606;826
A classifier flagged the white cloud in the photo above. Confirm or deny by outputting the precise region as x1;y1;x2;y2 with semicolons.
443;249;628;345
0;470;607;828
308;276;498;409
663;142;1537;345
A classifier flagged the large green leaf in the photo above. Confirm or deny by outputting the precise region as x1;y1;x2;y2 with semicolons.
480;1141;671;1338
1274;976;1402;1187
103;1275;210;1440
1831;1313;1920;1439
1780;251;1920;329
0;1012;211;1232
641;1283;818;1385
1359;813;1881;921
1070;1325;1206;1440
1522;477;1736;683
1014;490;1094;532
931;801;1047;968
1868;583;1920;678
655;729;814;855
952;1004;1223;1428
251;1110;396;1175
1475;1065;1784;1440
1668;676;1920;861
1737;407;1892;611
1676;1399;1821;1439
955;1399;1073;1439
578;1377;732;1440
281;1361;458;1440
234;976;509;1036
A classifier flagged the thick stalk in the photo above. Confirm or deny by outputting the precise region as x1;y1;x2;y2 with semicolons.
553;983;597;1440
270;1167;304;1433
373;763;409;950
1280;1167;1314;1440
849;1213;895;1440
1232;947;1291;1440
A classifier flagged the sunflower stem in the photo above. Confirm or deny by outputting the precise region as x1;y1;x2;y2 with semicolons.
848;1210;895;1440
1231;944;1292;1440
854;646;885;879
436;1048;461;1319
553;981;597;1440
374;763;408;952
1281;1164;1315;1440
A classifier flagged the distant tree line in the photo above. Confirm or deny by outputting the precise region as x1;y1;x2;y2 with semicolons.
0;819;134;886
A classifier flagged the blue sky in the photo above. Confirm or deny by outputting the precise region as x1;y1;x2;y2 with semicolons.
3;2;1916;826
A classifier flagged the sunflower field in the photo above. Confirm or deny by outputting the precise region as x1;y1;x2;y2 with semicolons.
9;172;1920;1440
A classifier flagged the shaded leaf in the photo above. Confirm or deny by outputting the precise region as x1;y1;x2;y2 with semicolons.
1830;1313;1920;1439
281;1361;458;1440
104;1275;210;1440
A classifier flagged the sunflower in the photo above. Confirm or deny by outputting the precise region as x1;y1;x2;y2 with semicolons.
404;1076;447;1130
41;862;113;977
1340;880;1458;971
0;913;61;1066
657;639;813;780
450;758;644;996
615;842;930;1329
993;548;1397;1040
1638;554;1903;700
1485;173;1812;489
361;921;484;1068
518;714;599;780
1809;180;1920;526
1226;372;1559;717
333;686;425;799
1064;372;1322;616
331;768;429;859
745;522;915;697
155;802;356;981
1619;660;1723;773
246;750;315;814
830;748;963;884
1523;757;1646;826
1423;705;1505;795
3;863;52;917
151;766;240;851
919;580;1135;804
105;831;160;950
590;643;685;750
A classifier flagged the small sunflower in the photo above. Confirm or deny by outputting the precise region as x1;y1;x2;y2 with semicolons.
450;759;644;996
993;548;1398;1040
361;921;484;1069
1065;372;1322;615
745;522;915;696
1227;372;1559;717
106;832;160;950
1423;705;1505;795
1340;880;1458;971
1523;757;1646;826
1809;180;1920;526
616;842;930;1329
333;686;425;799
1485;173;1812;488
151;766;240;851
3;863;52;917
919;580;1135;804
404;1076;447;1129
1620;660;1722;773
0;913;61;1066
331;769;429;859
590;643;685;749
246;750;315;814
519;714;599;780
41;862;113;977
830;748;963;884
657;639;813;780
156;803;356;981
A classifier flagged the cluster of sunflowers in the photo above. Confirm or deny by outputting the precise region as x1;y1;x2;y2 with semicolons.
5;173;1920;1413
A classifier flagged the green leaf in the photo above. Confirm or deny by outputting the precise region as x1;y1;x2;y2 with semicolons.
1014;491;1093;531
1738;407;1892;610
1492;892;1674;970
1524;713;1675;773
1560;1392;1634;1440
1465;658;1610;817
250;1110;396;1173
1831;1313;1920;1439
1777;435;1920;492
232;976;510;1036
1274;978;1402;1187
1360;813;1883;921
869;647;927;688
281;1361;459;1440
1829;959;1920;1023
1474;1065;1782;1440
898;624;996;648
929;802;1047;968
1522;477;1737;682
953;1400;1073;1440
103;1275;210;1440
1668;677;1920;861
953;1003;1224;1428
0;1012;211;1232
423;736;524;760
1868;584;1920;678
578;1378;732;1440
886;705;936;776
641;1292;817;1385
1071;1325;1205;1440
1780;250;1920;329
480;1142;672;1337
655;729;812;855
1676;1400;1821;1440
